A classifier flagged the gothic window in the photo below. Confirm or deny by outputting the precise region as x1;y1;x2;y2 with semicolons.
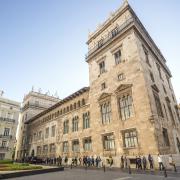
143;46;151;66
150;71;155;82
83;112;90;129
51;125;56;137
63;120;69;134
100;101;111;124
74;103;76;109
3;128;10;136
111;27;118;38
162;128;170;146
72;116;78;132
156;63;162;80
63;141;69;152
99;61;105;74
119;94;133;120
103;133;115;150
78;101;81;108
114;50;121;65
153;92;164;117
82;99;85;105
49;143;56;153
166;98;175;125
123;129;138;148
45;127;49;138
84;137;92;151
72;140;79;152
70;104;73;111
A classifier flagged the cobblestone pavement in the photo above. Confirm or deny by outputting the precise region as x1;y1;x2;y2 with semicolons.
9;168;180;180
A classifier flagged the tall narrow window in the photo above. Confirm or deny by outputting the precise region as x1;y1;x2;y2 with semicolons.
119;94;133;120
100;101;111;124
3;128;10;136
175;105;180;122
43;145;48;155
83;112;90;129
166;98;175;125
99;61;105;74
111;27;118;38
166;75;171;89
63;141;69;152
51;125;56;137
50;143;56;153
156;63;162;80
72;116;78;132
84;137;92;151
162;128;170;146
45;127;49;138
150;71;155;82
114;50;121;65
176;137;180;153
143;46;151;66
103;134;115;150
153;92;164;117
123;129;138;148
72;140;79;152
63;120;69;134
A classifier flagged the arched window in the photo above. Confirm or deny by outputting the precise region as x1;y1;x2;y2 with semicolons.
70;104;73;111
74;103;76;109
78;101;81;108
82;99;85;106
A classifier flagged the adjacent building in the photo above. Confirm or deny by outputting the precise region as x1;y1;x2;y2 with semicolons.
0;91;20;160
20;1;180;166
15;90;60;160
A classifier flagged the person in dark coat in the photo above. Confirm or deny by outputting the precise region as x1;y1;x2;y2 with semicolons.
148;154;154;169
121;156;124;169
142;156;147;170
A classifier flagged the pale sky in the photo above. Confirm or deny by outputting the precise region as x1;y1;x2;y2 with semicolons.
0;0;180;103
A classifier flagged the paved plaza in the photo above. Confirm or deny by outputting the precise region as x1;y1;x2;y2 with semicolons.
9;168;180;180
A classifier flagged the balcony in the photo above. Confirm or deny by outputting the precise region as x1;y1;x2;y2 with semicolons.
0;117;15;123
0;134;12;139
0;147;9;151
86;17;134;59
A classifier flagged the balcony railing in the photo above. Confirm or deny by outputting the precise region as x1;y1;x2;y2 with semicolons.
0;117;15;123
0;147;9;151
0;134;12;139
86;17;134;59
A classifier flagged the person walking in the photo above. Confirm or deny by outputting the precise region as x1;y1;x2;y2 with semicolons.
169;154;177;172
137;156;142;170
79;157;82;166
135;156;138;169
142;156;147;170
120;155;124;169
148;154;154;170
109;156;113;168
157;154;164;171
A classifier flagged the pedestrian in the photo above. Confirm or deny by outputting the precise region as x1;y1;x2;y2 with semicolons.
135;156;138;169
91;156;94;166
142;156;147;170
124;156;128;168
148;154;154;169
157;154;164;171
169;154;177;172
137;156;142;170
79;157;82;166
121;155;124;169
109;156;113;168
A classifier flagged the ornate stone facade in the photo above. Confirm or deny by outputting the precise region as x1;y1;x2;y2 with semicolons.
24;1;180;166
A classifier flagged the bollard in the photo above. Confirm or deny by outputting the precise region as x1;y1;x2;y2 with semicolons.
164;167;167;178
128;165;131;174
103;165;106;172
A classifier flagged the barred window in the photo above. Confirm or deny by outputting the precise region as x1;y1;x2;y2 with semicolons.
84;137;92;151
63;141;69;153
119;95;133;120
101;102;111;124
153;92;164;117
123;130;138;148
72;116;79;132
114;50;121;65
103;134;115;150
72;140;79;152
83;112;90;129
63;120;69;134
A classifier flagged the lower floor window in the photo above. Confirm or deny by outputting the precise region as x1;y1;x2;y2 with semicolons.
0;153;5;160
37;146;41;155
43;145;48;154
123;129;138;148
103;134;115;150
84;138;92;151
50;143;56;153
72;140;79;152
63;141;69;152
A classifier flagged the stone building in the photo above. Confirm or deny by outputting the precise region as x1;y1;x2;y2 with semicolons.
15;90;59;160
24;1;180;166
0;91;20;160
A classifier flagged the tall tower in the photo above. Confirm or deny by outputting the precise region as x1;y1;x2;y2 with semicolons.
86;1;180;160
15;90;60;160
